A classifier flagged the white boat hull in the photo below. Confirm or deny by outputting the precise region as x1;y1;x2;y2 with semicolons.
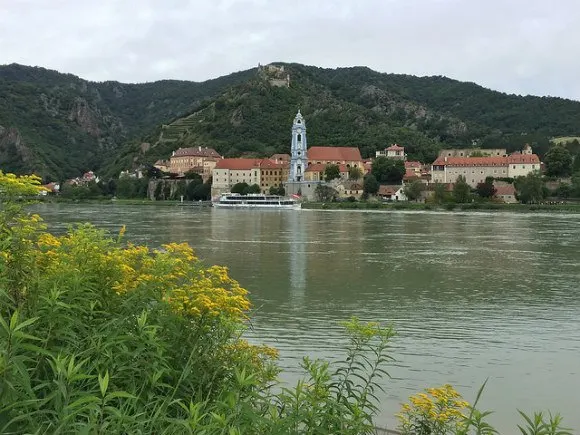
213;202;301;210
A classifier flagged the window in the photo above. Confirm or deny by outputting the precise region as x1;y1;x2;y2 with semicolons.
513;165;516;169
522;165;525;169
532;165;536;169
297;134;302;142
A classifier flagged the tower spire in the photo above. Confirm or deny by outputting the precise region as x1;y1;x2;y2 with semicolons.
288;110;308;183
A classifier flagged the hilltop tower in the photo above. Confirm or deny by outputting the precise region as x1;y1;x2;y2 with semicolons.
288;110;308;182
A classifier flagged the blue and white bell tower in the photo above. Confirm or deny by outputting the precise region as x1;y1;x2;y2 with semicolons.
288;110;308;182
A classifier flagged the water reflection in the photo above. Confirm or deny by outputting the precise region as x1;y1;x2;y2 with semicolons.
286;211;306;305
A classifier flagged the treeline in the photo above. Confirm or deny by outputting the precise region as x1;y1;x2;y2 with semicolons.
58;173;212;201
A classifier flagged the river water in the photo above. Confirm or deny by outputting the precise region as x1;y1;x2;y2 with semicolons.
34;203;580;432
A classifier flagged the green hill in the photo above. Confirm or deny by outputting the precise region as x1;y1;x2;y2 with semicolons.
0;63;255;180
2;62;580;181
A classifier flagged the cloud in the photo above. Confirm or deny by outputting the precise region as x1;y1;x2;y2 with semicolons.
1;0;579;99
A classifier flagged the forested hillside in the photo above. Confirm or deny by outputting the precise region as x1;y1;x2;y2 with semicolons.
2;62;580;181
0;64;255;180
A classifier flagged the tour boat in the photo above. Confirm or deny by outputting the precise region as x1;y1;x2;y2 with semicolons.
212;193;301;209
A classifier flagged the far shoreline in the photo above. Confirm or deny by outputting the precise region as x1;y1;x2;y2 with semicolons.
36;197;580;214
301;200;580;214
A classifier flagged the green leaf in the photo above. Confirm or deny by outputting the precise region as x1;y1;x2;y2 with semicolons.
98;370;110;397
13;316;39;332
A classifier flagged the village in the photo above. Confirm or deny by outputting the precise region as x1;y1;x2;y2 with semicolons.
42;110;551;205
146;111;541;204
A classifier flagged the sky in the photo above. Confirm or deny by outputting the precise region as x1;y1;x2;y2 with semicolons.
1;0;579;100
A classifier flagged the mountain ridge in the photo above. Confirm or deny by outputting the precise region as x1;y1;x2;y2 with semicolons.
1;62;580;181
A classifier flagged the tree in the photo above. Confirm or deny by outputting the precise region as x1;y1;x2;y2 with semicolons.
191;182;211;200
231;182;249;194
244;184;261;194
572;153;580;174
184;170;203;181
185;178;203;200
314;184;338;202
371;157;405;184
174;180;187;199
556;183;572;199
324;164;341;182
452;176;471;203
544;145;572;177
348;166;363;180
269;184;286;196
514;172;545;203
433;183;448;204
363;174;379;196
475;176;496;199
403;180;424;201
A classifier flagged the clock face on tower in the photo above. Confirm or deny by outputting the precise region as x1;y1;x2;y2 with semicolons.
296;128;302;134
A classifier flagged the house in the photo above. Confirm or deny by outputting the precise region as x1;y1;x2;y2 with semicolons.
153;159;170;173
307;146;365;172
376;144;406;160
494;183;517;203
212;159;262;195
431;145;541;188
168;146;222;180
255;158;289;193
211;158;290;195
40;182;60;195
377;184;407;201
336;180;364;199
419;182;455;202
304;163;349;182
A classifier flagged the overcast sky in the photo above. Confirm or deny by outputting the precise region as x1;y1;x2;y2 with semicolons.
1;0;579;100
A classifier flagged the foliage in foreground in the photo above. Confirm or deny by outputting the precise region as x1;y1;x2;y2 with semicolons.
397;383;573;435
0;173;394;434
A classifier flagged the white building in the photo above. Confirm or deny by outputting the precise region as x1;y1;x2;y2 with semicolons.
431;145;541;187
376;144;406;160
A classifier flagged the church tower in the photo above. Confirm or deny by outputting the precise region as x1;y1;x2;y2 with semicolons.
289;110;308;182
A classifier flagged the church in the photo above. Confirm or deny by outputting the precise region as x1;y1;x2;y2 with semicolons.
285;110;365;199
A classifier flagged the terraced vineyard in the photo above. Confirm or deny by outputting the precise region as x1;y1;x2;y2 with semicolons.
159;106;214;142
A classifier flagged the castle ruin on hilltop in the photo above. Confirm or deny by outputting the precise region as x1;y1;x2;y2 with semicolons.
257;63;290;88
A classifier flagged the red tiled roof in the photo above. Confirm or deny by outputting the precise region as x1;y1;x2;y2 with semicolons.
386;144;404;151
214;158;261;170
507;154;540;164
377;185;402;196
305;163;349;173
403;169;420;180
255;158;285;169
308;146;363;162
405;161;422;168
433;153;540;167
173;147;221;158
494;184;516;196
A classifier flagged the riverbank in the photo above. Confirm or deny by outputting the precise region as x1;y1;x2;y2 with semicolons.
38;197;212;207
301;201;580;213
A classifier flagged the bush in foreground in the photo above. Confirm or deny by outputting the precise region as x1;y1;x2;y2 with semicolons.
1;172;394;434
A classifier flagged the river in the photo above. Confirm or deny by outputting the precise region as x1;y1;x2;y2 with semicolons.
34;203;580;432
